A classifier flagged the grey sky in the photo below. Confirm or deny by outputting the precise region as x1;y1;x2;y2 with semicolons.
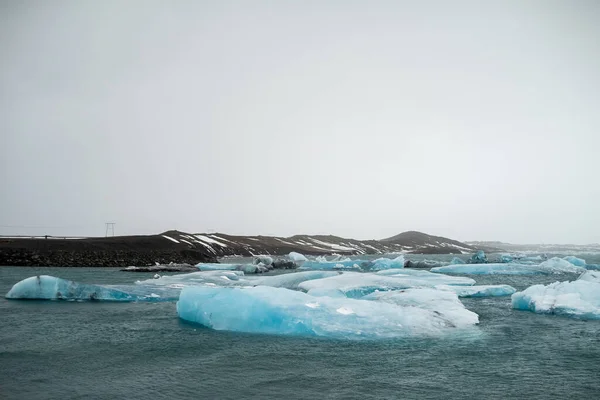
1;0;599;244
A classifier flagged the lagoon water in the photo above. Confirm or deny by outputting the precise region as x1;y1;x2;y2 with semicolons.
1;255;600;399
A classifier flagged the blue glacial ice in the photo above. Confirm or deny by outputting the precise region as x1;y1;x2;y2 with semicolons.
300;256;405;272
288;252;308;262
5;275;179;302
511;274;600;320
469;250;488;264
562;255;600;270
432;257;586;275
176;285;479;339
563;256;586;267
298;270;474;298
435;284;516;298
450;257;466;265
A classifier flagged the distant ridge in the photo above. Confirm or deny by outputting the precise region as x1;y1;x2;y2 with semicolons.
0;230;493;267
155;230;488;257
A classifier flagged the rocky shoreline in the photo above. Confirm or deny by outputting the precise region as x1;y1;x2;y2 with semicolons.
0;234;218;267
0;229;494;268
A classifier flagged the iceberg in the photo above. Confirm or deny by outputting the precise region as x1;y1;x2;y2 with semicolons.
536;257;585;274
362;289;479;326
435;284;516;298
137;270;246;288
450;257;465;265
176;286;479;339
250;271;339;289
511;279;600;320
577;270;600;283
254;256;274;266
5;275;178;302
469;250;487;264
298;271;474;298
300;256;405;272
403;260;443;268
288;252;308;262
375;268;476;285
432;258;586;275
195;262;269;274
431;263;544;275
563;256;586;267
136;270;339;291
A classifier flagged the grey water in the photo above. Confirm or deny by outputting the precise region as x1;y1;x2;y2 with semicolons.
1;255;600;399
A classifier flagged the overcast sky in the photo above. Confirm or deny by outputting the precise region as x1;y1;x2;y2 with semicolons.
1;1;599;244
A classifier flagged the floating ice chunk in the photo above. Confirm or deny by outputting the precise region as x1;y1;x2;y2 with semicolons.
435;284;516;298
250;271;339;289
301;256;404;272
195;262;268;274
371;256;405;270
537;257;586;273
138;270;246;288
299;271;474;298
195;263;240;271
450;257;466;265
5;275;178;302
288;252;308;262
470;250;487;264
363;289;479;326
511;280;600;319
432;263;541;275
563;256;586;267
577;270;600;283
176;286;479;339
432;259;585;275
375;268;476;286
254;256;273;266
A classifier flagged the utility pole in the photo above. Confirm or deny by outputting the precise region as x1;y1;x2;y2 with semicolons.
105;222;115;237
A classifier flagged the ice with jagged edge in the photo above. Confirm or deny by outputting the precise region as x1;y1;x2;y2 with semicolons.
431;257;586;275
195;262;270;274
563;255;600;270
435;284;516;298
511;271;600;319
288;252;308;262
5;275;179;302
362;289;479;325
298;270;475;298
176;285;479;339
136;270;339;290
300;256;405;272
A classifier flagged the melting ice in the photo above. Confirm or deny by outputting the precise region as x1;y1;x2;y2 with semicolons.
511;271;600;320
176;285;479;339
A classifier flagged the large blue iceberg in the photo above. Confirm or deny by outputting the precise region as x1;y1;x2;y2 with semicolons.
176;285;479;339
511;272;600;320
5;275;179;302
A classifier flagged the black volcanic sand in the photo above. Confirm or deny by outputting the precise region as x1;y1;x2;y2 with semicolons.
0;235;217;267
